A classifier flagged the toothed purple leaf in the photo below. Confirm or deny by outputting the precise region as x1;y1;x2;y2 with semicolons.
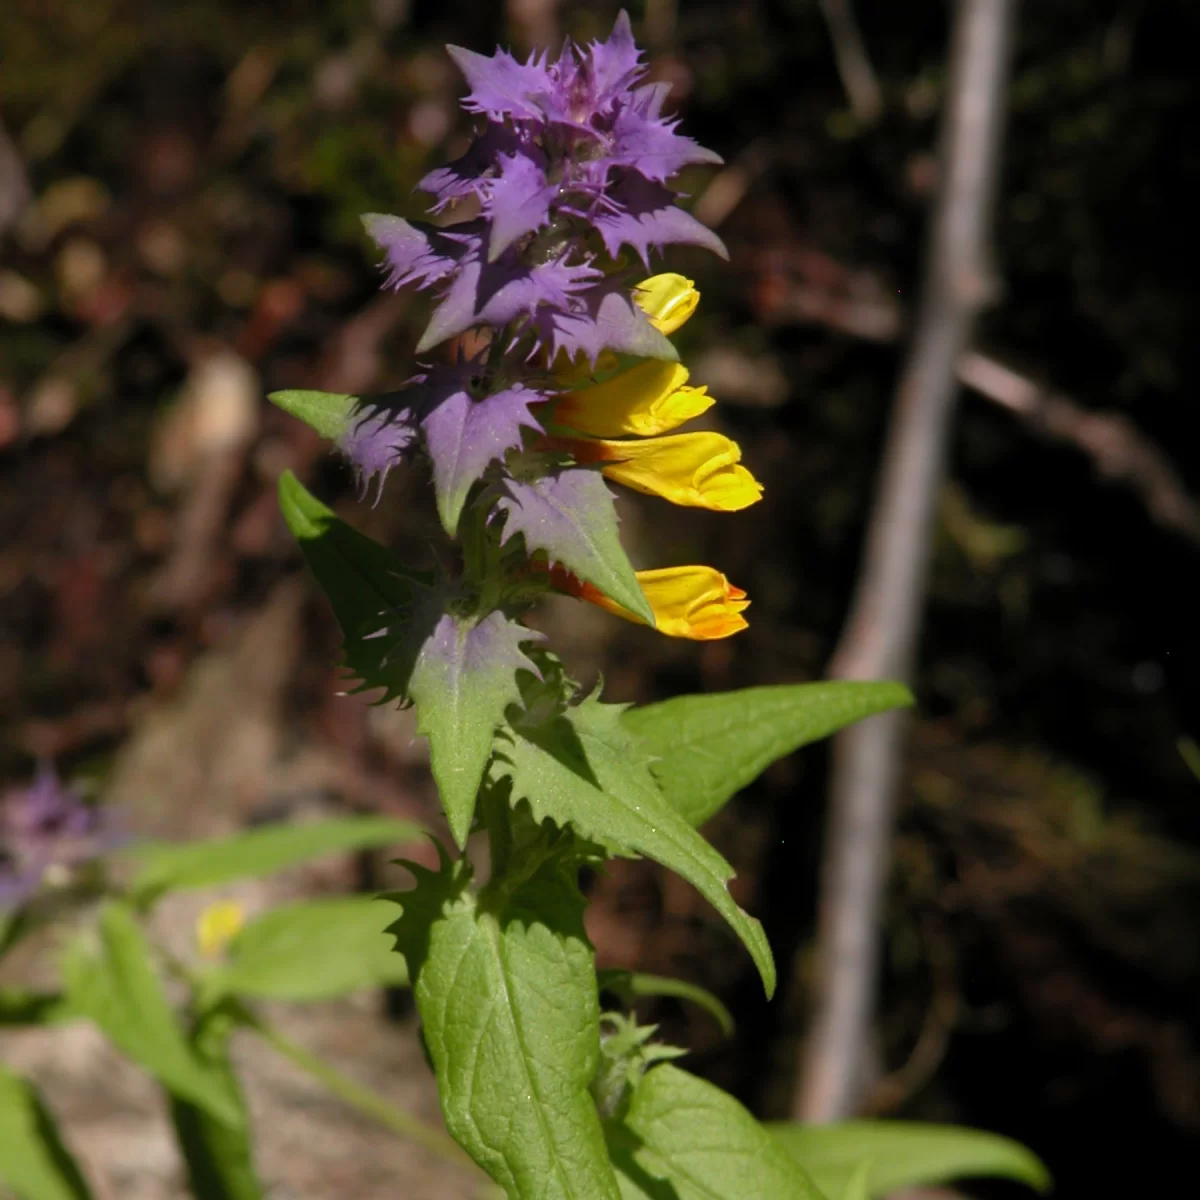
497;468;651;623
420;378;545;534
536;279;679;365
419;125;524;210
338;394;421;496
602;82;724;183
408;612;542;847
446;44;556;123
593;173;728;266
362;214;469;292
417;249;599;353
486;150;557;261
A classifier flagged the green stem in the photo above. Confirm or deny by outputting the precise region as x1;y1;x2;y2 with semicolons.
244;1011;476;1171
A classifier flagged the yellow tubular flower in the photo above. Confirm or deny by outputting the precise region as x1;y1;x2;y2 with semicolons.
196;900;246;958
553;360;715;437
560;431;764;511
551;565;750;640
633;273;699;334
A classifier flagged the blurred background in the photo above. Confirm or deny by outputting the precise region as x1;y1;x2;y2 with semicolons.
2;0;1198;1195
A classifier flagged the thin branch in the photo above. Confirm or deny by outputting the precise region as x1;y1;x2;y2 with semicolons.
957;351;1200;544
818;0;884;125
794;0;1016;1122
753;274;1200;546
0;113;32;238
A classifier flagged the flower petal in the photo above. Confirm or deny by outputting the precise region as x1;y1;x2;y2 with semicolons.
551;563;750;639
561;430;764;511
633;273;700;334
553;360;713;437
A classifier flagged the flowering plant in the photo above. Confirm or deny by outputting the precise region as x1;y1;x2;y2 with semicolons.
269;15;913;1196
0;16;1048;1200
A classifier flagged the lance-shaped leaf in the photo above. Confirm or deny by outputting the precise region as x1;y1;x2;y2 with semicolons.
498;468;652;625
0;1065;93;1200
270;391;420;496
125;815;423;903
408;611;541;847
280;473;538;841
278;471;427;701
421;380;543;535
198;896;410;1005
170;1010;263;1200
623;681;914;827
767;1121;1051;1199
493;692;775;996
388;851;620;1199
606;1063;824;1200
62;903;240;1127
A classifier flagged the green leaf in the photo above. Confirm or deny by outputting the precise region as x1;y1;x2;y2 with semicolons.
0;991;76;1026
61;902;240;1127
606;1063;825;1200
388;850;620;1199
0;1066;93;1200
125;816;424;903
495;693;776;997
199;896;409;1004
170;1010;263;1200
841;1162;872;1200
278;470;428;701
598;971;734;1038
268;389;358;441
408;611;540;848
623;681;914;827
497;468;654;625
768;1120;1051;1198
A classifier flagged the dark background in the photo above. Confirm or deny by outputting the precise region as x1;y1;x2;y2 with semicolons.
2;1;1198;1195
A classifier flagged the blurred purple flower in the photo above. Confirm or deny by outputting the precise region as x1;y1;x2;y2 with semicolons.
0;764;120;908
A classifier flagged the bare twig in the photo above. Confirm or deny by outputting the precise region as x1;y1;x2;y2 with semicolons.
754;272;1200;546
795;0;1016;1122
818;0;884;125
957;352;1200;544
0;113;32;239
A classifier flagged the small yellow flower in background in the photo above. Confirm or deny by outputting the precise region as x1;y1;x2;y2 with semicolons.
551;565;750;640
552;360;714;438
196;900;246;958
557;430;763;511
634;273;699;334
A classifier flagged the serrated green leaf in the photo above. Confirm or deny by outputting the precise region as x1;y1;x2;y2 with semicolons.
125;816;423;902
495;694;775;997
767;1120;1051;1198
278;470;429;700
623;681;914;827
498;468;654;625
268;390;358;441
598;971;733;1038
388;851;620;1199
0;1066;93;1200
199;896;408;1005
606;1063;825;1200
170;1010;263;1200
409;611;540;848
61;902;240;1127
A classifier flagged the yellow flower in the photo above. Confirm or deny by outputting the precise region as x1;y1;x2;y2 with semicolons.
634;273;699;334
556;430;763;511
551;565;750;640
552;360;714;437
196;900;246;958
